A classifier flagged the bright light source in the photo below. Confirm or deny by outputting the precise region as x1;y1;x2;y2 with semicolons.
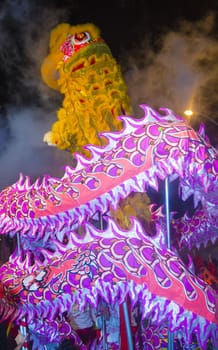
184;110;193;117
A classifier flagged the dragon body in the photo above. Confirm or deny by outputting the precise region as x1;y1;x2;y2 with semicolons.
0;106;217;349
0;22;218;350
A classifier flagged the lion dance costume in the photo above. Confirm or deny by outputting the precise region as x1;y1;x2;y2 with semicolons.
41;23;132;154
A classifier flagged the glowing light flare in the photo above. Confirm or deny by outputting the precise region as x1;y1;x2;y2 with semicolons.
184;110;193;117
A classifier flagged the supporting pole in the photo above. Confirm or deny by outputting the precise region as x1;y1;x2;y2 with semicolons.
17;233;21;255
165;177;174;350
165;176;171;250
122;301;134;350
137;301;143;350
102;304;107;350
20;318;28;350
16;234;28;350
99;212;107;350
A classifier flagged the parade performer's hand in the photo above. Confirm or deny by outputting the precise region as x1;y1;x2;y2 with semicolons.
14;330;26;350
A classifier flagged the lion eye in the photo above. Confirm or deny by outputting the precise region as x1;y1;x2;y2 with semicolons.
71;31;91;46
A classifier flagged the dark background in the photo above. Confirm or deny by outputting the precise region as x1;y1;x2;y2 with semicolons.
0;0;217;189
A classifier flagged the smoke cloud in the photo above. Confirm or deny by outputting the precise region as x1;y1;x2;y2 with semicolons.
0;106;74;190
124;13;218;136
0;0;74;190
0;1;217;190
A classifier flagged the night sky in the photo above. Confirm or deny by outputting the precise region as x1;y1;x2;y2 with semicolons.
0;0;218;189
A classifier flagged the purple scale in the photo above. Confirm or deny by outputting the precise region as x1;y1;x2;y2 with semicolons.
212;159;218;173
128;237;141;246
145;328;153;340
111;241;129;257
125;252;141;270
137;136;150;153
204;161;212;172
112;265;127;279
98;253;113;268
22;200;30;214
100;238;116;247
17;210;25;219
34;199;44;208
80;276;91;289
122;135;137;151
153;263;171;288
133;127;146;136
29;209;35;218
93;164;106;172
101;271;115;282
206;288;216;306
146;124;162;137
152;334;160;346
130;151;145;166
67;272;81;287
140;246;155;263
181;276;197;299
27;294;37;304
44;290;54;301
155;142;171;157
115;149;129;159
138;265;148;276
106;163;123;177
72;174;84;183
66;187;79;199
195;144;206;163
84;176;100;189
167;259;183;275
58;322;71;334
10;201;18;215
164;133;180;145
